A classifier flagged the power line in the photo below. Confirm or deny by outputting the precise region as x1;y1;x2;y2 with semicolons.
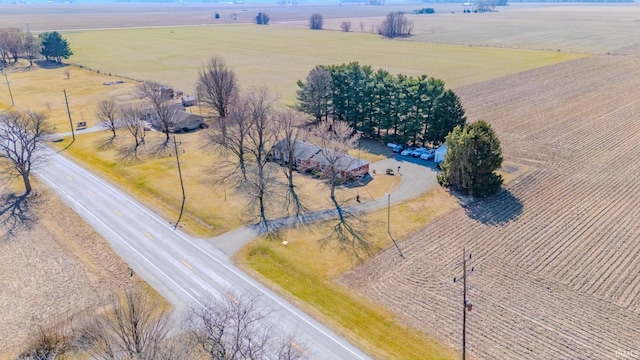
173;135;186;230
2;68;15;107
453;247;474;360
63;89;74;142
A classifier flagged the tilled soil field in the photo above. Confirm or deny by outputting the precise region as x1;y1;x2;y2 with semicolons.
0;188;138;357
340;55;640;359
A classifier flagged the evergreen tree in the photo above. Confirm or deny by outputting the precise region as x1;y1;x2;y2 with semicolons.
39;31;72;63
429;89;467;146
296;66;333;122
438;120;503;197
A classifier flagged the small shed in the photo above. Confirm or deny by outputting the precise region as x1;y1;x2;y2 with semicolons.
182;95;197;107
171;111;203;132
434;144;447;163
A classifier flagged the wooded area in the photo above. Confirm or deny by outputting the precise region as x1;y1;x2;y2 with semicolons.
297;62;467;147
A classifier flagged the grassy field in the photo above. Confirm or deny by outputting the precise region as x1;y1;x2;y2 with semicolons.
237;187;461;360
62;24;585;103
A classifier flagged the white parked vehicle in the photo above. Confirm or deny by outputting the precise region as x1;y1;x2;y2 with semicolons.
387;142;399;149
420;149;435;160
400;147;415;156
411;147;427;157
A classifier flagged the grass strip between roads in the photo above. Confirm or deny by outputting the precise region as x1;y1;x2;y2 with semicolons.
239;243;454;360
237;188;461;360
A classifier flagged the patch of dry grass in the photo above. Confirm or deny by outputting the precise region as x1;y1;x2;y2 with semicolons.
235;187;460;359
0;61;139;131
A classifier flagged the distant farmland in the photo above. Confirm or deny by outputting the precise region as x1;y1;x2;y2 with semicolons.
63;24;582;102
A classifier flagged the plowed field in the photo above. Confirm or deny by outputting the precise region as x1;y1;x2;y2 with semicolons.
340;55;640;359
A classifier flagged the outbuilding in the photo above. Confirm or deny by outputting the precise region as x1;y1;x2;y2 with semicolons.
434;144;447;163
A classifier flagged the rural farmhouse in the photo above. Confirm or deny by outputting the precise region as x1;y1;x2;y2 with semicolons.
271;140;369;181
142;104;204;133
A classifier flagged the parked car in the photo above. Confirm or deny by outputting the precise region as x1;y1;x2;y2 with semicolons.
387;142;399;149
400;147;415;156
420;149;435;160
411;147;427;157
392;144;405;153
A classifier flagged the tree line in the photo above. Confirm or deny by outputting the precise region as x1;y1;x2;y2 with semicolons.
0;28;72;66
296;62;467;147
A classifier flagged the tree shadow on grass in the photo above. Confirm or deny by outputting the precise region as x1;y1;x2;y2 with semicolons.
34;60;68;70
146;138;174;159
0;193;38;240
115;144;144;166
462;189;523;226
95;136;117;152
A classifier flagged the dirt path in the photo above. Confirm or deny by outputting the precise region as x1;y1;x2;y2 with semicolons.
340;55;640;359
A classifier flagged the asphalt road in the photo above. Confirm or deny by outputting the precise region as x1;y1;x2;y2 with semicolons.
35;148;373;360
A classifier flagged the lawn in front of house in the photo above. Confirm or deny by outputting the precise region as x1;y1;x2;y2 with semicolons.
51;130;401;237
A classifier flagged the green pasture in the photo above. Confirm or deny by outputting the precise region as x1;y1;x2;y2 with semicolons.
64;24;586;103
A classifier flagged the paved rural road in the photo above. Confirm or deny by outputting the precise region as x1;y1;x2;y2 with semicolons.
35;146;438;359
36;149;373;360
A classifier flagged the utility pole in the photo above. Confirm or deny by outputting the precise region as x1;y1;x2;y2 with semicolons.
173;135;186;230
2;68;15;107
454;248;474;360
385;193;404;258
63;89;74;142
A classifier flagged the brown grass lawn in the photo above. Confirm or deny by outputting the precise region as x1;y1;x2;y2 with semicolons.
0;181;163;357
0;61;140;131
51;130;401;237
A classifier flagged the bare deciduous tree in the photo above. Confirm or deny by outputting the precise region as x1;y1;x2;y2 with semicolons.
0;27;23;64
81;288;171;360
139;81;178;143
311;121;357;216
18;322;74;360
309;13;323;30
378;11;414;38
21;32;40;67
119;103;146;150
340;21;352;32
184;290;308;360
311;121;372;260
244;87;278;228
0;110;50;195
273;108;307;219
197;56;239;119
95;99;120;138
64;68;71;79
205;95;252;182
